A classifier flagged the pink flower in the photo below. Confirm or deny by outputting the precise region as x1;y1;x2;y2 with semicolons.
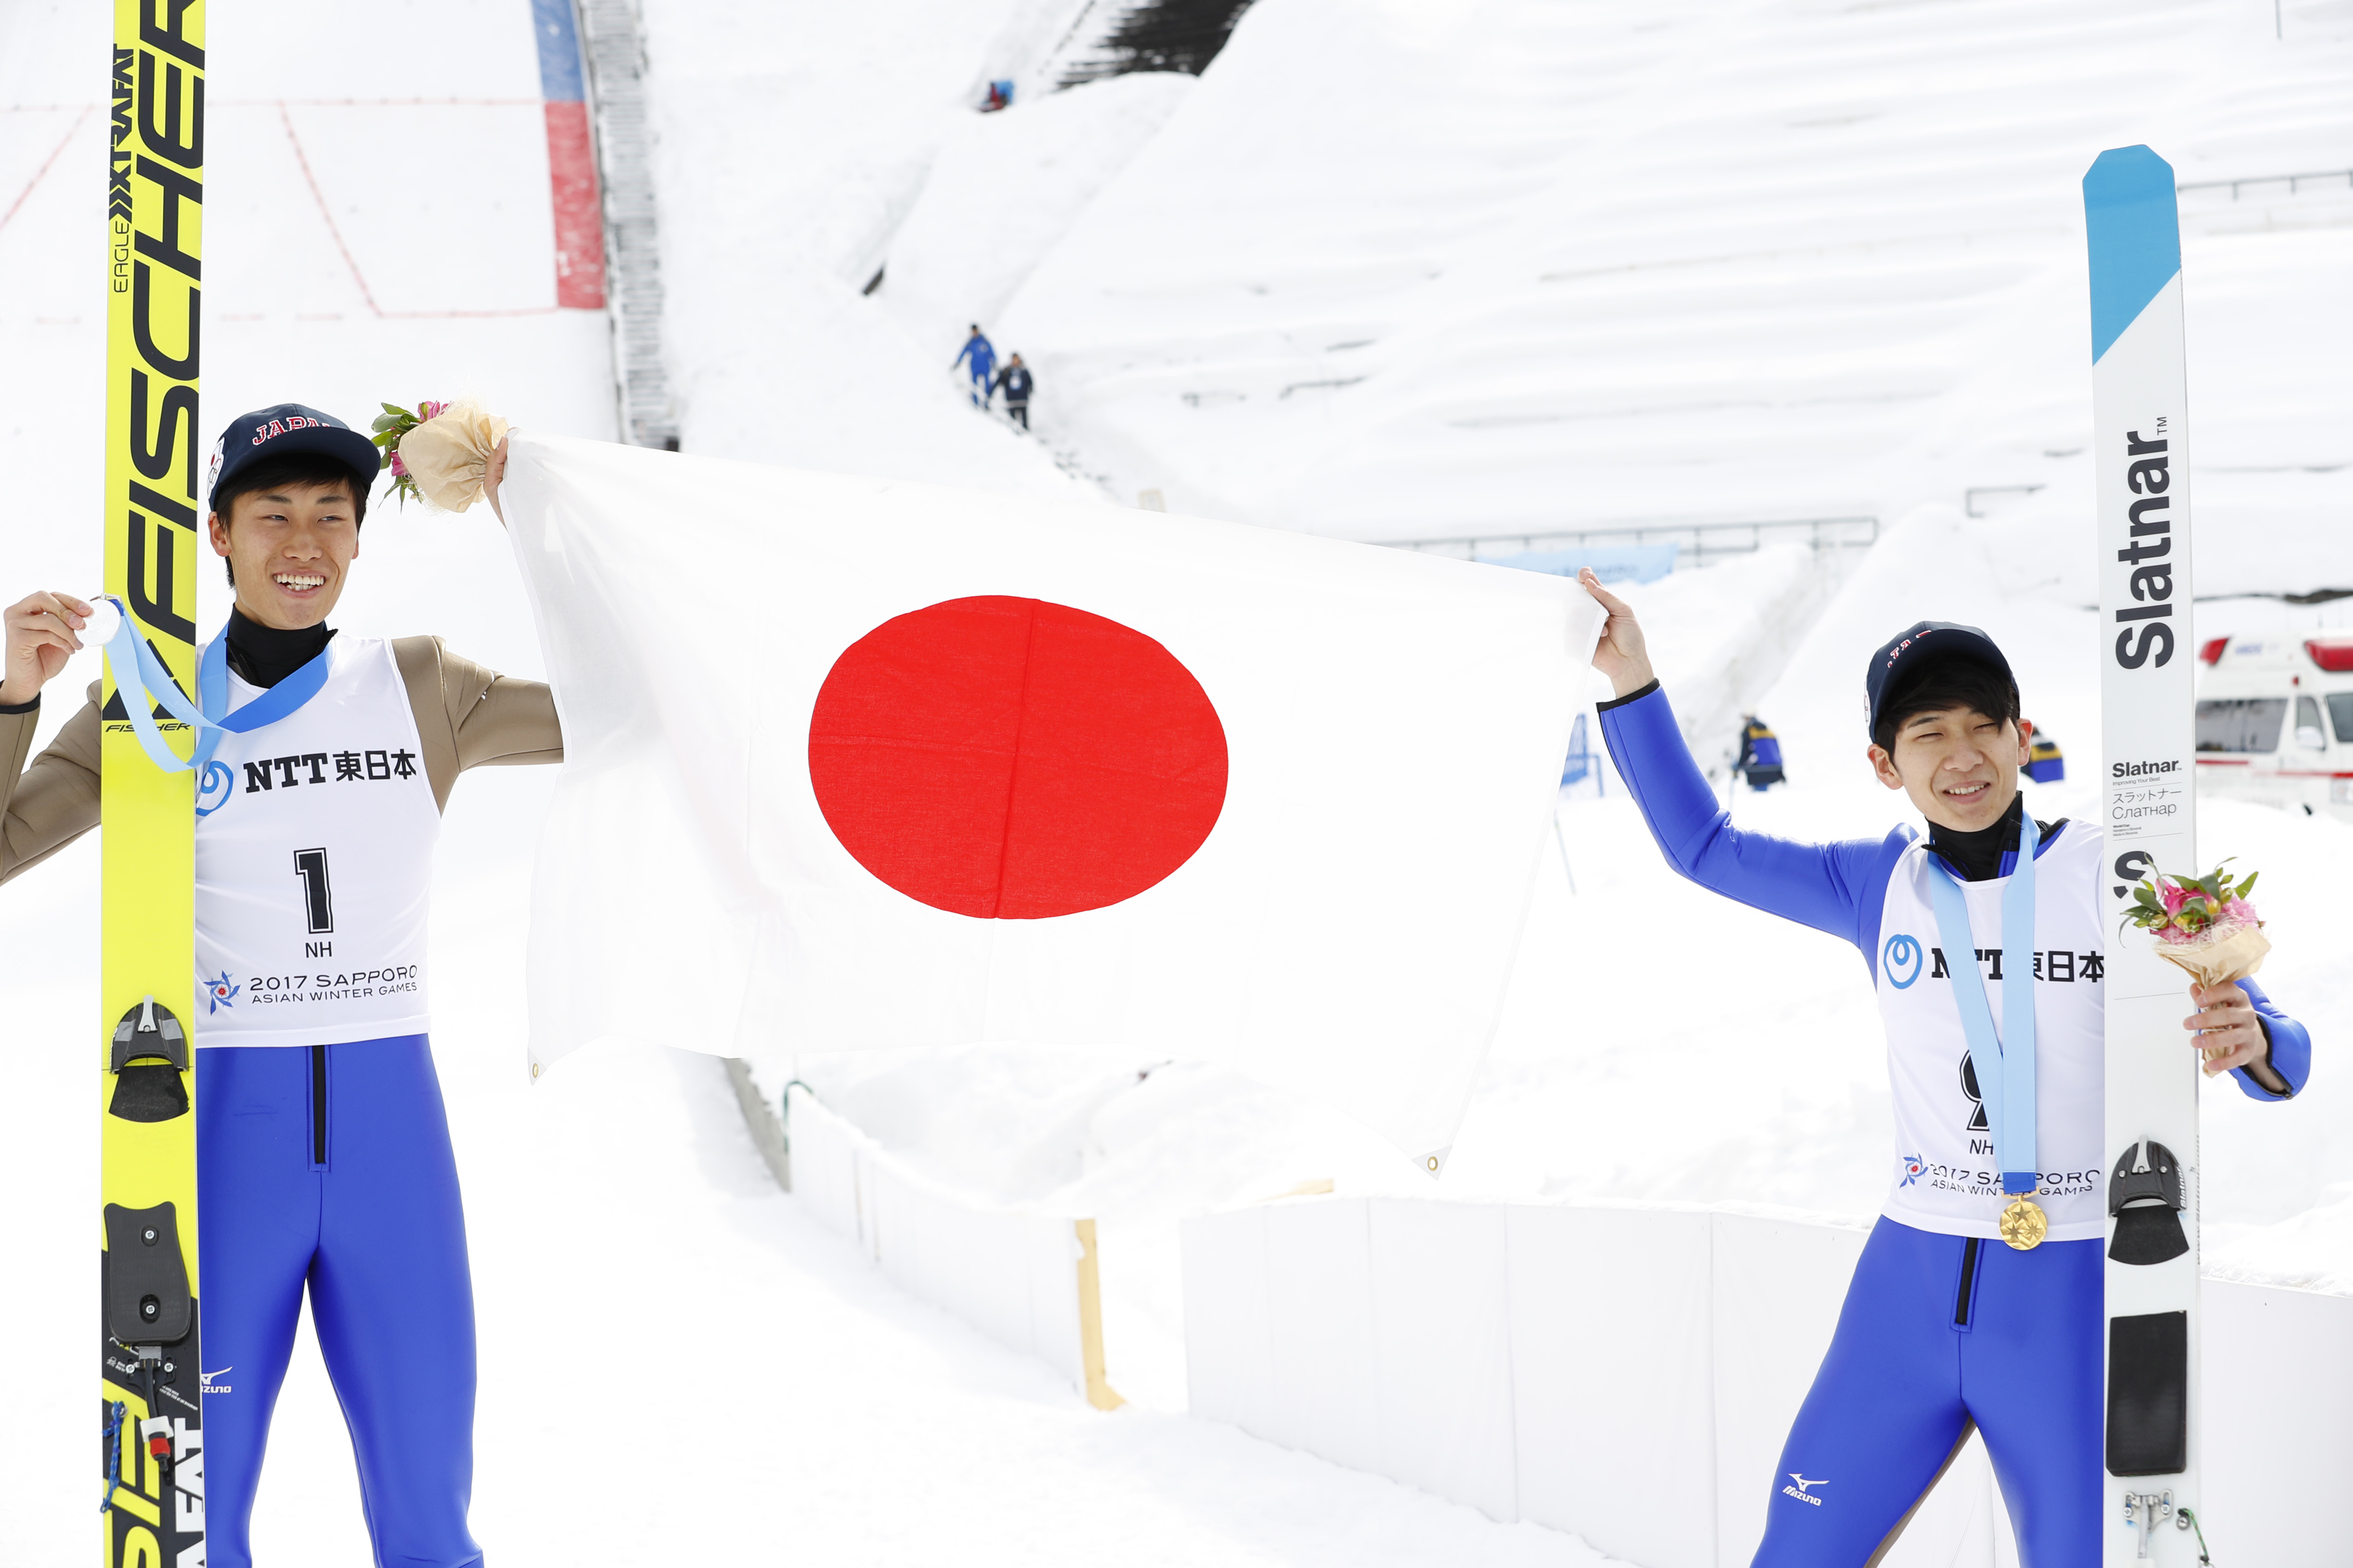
2159;880;2191;915
390;450;410;478
424;400;447;420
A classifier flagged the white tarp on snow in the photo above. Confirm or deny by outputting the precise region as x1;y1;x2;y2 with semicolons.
498;432;1599;1165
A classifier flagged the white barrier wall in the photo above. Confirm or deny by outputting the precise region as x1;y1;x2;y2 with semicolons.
1184;1196;2353;1567
785;1084;1120;1406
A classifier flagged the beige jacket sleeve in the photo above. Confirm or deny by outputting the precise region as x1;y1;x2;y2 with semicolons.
390;636;565;812
0;681;102;886
0;641;563;886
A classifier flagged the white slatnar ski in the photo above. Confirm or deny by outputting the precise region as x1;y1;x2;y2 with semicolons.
2086;144;2202;1566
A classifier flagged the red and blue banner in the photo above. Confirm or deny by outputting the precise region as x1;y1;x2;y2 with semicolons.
531;0;606;309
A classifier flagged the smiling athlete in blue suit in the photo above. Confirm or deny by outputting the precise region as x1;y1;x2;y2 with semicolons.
1575;571;2311;1566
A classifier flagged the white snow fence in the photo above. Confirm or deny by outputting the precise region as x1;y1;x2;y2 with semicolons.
500;432;1600;1167
775;1081;1122;1409
1184;1196;2353;1567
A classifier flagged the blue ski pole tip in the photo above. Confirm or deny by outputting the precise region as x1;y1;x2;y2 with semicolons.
2083;145;2182;364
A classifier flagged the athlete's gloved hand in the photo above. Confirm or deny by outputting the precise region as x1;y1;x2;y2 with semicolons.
2186;980;2282;1090
1578;568;1656;699
0;589;94;707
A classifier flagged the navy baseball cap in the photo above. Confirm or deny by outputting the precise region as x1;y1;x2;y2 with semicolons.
206;403;380;511
1864;621;2015;740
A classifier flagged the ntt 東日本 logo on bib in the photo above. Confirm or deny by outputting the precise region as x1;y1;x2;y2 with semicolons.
1883;932;1924;988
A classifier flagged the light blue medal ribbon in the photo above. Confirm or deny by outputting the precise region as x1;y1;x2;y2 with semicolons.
95;595;225;776
97;598;333;783
195;629;332;733
1923;811;2040;1197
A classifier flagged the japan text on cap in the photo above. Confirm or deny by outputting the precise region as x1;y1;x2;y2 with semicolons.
206;403;381;508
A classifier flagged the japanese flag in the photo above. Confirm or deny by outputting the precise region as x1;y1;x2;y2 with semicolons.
500;433;1599;1169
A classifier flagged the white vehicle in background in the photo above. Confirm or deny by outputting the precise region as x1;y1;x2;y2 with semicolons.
2194;632;2353;820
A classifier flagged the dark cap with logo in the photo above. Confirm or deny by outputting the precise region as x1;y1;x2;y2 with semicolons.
206;403;381;510
1864;620;2015;739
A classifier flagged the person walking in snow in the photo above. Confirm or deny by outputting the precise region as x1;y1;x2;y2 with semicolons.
2;404;560;1568
1575;569;2312;1567
993;353;1035;429
954;324;997;408
1736;713;1784;789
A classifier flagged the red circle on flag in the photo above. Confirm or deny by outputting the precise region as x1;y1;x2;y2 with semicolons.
808;596;1229;919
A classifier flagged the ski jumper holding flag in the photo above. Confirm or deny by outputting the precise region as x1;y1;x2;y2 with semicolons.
1575;572;2310;1567
0;404;558;1568
954;324;997;408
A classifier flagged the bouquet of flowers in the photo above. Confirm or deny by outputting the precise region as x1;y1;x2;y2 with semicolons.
2121;859;2270;985
369;400;446;508
369;398;511;512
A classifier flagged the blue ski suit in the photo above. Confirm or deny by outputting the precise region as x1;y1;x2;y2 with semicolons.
1596;680;2310;1567
200;1034;480;1567
955;332;997;404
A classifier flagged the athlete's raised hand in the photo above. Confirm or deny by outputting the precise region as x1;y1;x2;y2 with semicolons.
482;436;510;525
2186;981;2285;1091
1578;568;1656;699
0;590;93;707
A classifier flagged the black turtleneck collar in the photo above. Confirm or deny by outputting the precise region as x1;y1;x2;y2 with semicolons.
225;608;335;689
1927;793;2065;883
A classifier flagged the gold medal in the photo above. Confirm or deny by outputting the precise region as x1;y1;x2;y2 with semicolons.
1999;1195;2048;1251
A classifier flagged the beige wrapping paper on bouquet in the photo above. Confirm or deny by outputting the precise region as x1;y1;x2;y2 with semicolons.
397;400;510;511
2151;922;2270;987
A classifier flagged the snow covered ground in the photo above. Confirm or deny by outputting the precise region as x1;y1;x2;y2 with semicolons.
7;0;2353;1560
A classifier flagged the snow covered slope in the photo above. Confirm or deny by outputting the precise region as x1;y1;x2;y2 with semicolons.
977;0;2353;601
632;0;1113;495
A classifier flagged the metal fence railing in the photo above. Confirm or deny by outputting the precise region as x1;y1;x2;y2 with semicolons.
1378;514;1879;567
2177;168;2353;201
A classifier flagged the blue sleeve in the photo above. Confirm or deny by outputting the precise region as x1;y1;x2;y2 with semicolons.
2233;979;2310;1101
1598;683;1913;975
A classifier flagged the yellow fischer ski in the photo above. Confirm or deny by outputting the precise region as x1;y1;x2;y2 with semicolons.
99;2;207;1562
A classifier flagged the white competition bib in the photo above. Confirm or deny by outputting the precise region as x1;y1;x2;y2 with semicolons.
191;638;440;1047
1874;824;2108;1241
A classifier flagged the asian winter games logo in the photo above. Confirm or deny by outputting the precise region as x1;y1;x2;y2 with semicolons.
1900;1153;1925;1188
206;972;240;1013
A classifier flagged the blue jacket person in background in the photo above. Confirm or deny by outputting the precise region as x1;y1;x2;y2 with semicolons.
1576;570;2309;1567
993;354;1034;429
954;324;996;407
1737;714;1784;789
